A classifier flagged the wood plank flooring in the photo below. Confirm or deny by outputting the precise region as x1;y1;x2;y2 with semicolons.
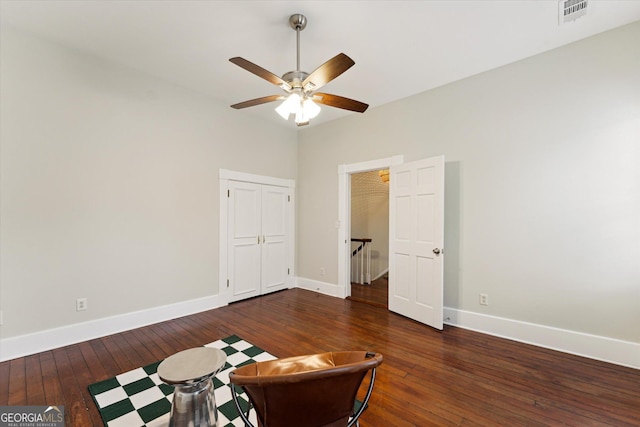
349;274;389;308
1;288;638;426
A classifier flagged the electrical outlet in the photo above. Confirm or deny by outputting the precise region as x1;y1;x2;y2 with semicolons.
76;298;88;311
479;293;489;306
320;267;325;276
0;310;3;325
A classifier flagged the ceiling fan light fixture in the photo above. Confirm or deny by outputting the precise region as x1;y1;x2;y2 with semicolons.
275;93;301;119
303;97;321;119
295;109;309;126
276;93;321;124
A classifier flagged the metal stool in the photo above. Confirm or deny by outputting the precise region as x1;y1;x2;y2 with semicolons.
158;347;227;427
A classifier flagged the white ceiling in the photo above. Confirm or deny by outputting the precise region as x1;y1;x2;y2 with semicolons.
2;0;639;128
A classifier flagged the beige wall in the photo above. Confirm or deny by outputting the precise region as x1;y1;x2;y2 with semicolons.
0;27;297;338
297;22;640;343
2;21;638;348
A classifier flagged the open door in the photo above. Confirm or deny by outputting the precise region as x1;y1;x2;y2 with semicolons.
389;156;444;329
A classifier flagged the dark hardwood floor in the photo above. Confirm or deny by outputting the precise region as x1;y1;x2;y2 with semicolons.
1;288;638;426
349;274;389;308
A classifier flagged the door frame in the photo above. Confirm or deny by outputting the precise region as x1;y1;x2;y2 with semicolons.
219;169;295;306
337;155;404;299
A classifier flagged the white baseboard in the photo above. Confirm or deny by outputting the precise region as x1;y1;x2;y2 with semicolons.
0;295;222;362
295;277;342;298
4;290;636;370
444;307;640;370
292;284;639;369
371;268;389;282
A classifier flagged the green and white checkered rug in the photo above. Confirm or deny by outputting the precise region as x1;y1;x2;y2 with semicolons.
88;335;276;427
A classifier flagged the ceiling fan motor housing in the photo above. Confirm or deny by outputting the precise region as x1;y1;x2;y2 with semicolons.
282;70;310;90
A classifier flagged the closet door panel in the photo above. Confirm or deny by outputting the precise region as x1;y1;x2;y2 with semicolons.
262;239;287;293
261;186;289;294
228;181;262;302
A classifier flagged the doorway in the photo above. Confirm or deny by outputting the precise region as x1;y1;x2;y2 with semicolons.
348;170;390;308
337;155;445;331
337;155;403;300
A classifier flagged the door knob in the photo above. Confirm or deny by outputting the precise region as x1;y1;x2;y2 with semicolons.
433;248;441;255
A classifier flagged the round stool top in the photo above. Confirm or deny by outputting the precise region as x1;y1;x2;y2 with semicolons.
158;347;227;385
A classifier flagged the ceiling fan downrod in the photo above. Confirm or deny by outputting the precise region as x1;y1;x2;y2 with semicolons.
281;14;309;90
289;14;306;72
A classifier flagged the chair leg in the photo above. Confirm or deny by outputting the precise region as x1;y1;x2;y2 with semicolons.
230;384;255;427
347;367;377;427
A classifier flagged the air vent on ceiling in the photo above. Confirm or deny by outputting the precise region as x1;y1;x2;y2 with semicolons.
559;0;589;24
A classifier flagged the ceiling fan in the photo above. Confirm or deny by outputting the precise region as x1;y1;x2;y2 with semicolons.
229;14;368;126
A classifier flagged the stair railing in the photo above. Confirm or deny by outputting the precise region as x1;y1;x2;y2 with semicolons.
351;238;372;285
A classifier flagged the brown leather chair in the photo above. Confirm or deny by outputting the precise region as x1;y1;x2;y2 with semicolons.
228;350;383;427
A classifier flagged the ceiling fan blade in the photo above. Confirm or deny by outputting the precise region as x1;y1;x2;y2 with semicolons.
231;95;284;109
302;53;355;91
313;93;369;113
229;57;291;90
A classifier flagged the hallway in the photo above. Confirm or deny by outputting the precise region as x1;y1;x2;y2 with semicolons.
349;273;388;308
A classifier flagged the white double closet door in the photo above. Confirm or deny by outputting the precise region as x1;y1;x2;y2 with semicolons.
227;181;291;302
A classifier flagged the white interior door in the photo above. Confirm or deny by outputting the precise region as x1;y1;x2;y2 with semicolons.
261;185;290;294
389;155;444;329
228;181;262;302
